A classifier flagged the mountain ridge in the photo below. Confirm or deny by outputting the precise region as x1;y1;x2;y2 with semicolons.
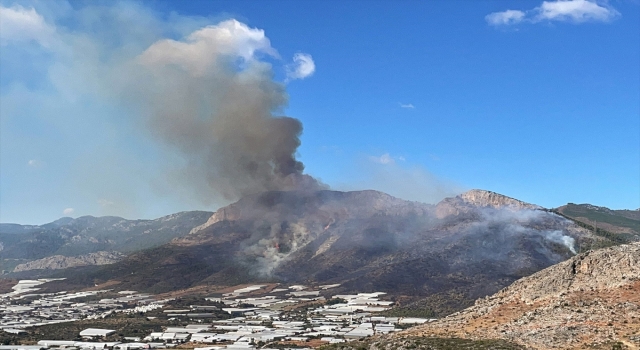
13;251;125;272
555;203;640;244
4;189;633;319
459;189;541;210
0;211;212;273
44;188;611;316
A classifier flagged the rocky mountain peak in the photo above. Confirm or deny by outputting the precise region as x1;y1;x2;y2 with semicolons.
189;189;433;234
48;217;75;226
459;189;541;210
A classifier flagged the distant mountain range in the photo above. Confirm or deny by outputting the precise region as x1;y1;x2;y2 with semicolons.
0;211;212;273
3;189;636;317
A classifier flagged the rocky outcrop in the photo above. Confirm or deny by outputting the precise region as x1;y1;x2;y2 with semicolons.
189;207;239;234
459;189;540;210
434;190;540;220
403;242;640;349
13;251;125;272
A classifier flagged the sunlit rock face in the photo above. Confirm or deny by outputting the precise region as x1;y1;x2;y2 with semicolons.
459;189;541;210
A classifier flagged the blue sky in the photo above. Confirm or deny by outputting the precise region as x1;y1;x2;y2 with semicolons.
1;0;638;224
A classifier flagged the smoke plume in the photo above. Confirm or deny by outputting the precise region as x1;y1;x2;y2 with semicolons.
130;19;323;201
3;8;323;215
242;220;315;276
545;230;577;254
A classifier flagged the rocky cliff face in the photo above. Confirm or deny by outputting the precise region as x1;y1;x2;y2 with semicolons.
433;190;540;220
403;242;640;349
459;189;540;210
13;251;125;272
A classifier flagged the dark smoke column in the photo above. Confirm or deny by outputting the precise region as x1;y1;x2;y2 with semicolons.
132;19;322;202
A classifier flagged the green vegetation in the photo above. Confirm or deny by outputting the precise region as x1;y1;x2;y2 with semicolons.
144;296;231;320
0;314;179;344
380;290;474;319
560;204;640;233
379;306;437;319
0;296;232;345
319;336;525;350
549;209;632;249
64;291;122;304
326;297;348;305
158;296;225;308
264;343;310;349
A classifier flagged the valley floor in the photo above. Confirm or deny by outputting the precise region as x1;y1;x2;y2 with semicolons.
0;279;437;349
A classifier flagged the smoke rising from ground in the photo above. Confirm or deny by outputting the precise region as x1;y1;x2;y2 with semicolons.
546;230;577;254
465;207;578;256
242;220;315;276
219;190;581;278
130;19;324;201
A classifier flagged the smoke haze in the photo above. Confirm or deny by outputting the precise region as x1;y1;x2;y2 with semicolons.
466;207;578;256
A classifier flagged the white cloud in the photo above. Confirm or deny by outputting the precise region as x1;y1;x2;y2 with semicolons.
27;159;42;167
98;199;115;207
369;153;407;164
536;0;619;22
62;208;74;216
369;153;396;165
139;19;277;76
486;10;526;26
287;53;315;81
486;0;619;26
400;103;415;109
0;4;54;46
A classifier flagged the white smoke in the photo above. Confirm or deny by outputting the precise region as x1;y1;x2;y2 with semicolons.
243;221;316;276
545;230;577;254
472;208;578;255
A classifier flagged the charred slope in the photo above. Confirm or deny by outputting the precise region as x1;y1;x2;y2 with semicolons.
82;190;434;291
74;189;605;315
